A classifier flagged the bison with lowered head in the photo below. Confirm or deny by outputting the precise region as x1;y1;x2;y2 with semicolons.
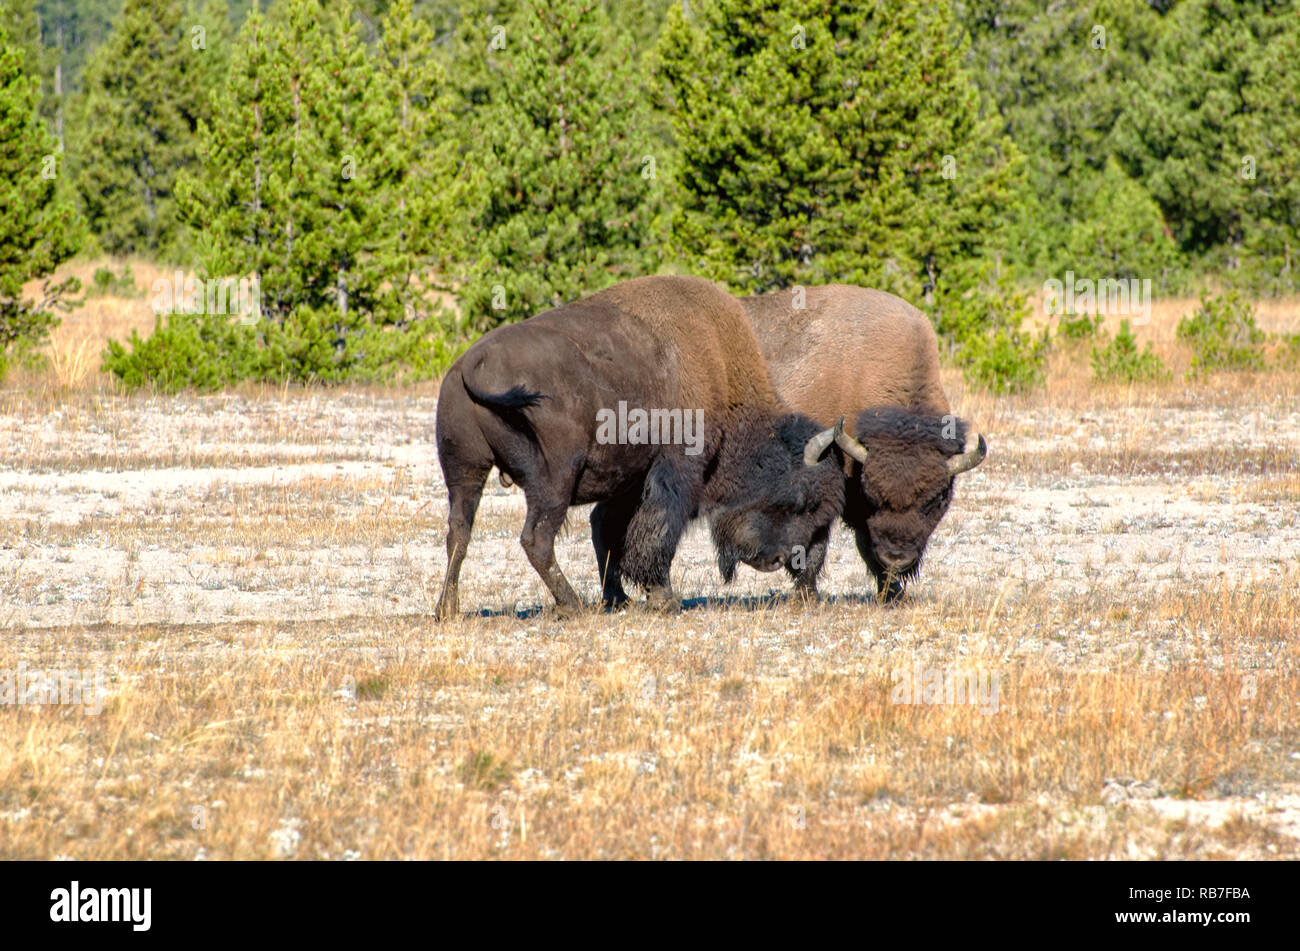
741;284;988;601
433;275;847;618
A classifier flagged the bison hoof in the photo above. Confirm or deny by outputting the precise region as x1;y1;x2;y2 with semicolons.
875;581;906;605
643;588;681;613
791;586;822;607
549;599;584;620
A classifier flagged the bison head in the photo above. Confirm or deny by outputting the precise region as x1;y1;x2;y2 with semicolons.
832;407;987;588
709;416;847;582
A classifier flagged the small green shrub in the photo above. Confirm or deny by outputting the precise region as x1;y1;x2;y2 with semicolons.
89;264;141;298
1176;292;1265;374
103;308;466;393
960;327;1047;395
102;311;269;392
932;260;1046;394
1058;312;1103;341
1274;333;1300;370
1090;320;1169;383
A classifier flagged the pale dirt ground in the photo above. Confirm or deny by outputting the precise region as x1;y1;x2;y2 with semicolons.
1;393;1297;630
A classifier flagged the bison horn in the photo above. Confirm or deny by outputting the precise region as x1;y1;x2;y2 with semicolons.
947;432;988;476
804;416;867;466
804;417;844;466
833;418;869;465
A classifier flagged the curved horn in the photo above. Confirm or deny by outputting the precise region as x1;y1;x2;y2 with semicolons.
803;420;838;467
833;417;869;465
947;432;988;476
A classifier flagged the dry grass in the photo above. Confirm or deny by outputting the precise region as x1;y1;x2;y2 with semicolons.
1;579;1296;860
1;270;1298;859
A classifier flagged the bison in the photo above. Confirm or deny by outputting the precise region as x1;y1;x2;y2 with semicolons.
740;284;988;601
433;275;848;619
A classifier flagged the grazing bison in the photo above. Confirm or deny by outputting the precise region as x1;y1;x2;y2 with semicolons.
433;275;847;619
740;285;988;601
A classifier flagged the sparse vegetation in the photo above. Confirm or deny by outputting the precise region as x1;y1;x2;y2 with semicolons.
1177;292;1267;374
87;264;141;299
1090;320;1169;383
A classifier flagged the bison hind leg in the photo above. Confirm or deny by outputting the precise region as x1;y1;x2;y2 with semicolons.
519;474;585;614
435;468;491;621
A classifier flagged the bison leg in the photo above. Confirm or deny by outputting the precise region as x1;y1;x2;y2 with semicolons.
519;474;584;614
435;470;490;621
590;488;640;609
621;457;691;609
786;521;830;599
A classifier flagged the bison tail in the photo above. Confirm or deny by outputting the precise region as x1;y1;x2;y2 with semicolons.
460;349;548;409
463;382;548;409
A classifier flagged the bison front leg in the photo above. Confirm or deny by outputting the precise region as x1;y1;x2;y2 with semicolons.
435;470;490;621
590;488;640;609
786;521;830;601
621;458;691;611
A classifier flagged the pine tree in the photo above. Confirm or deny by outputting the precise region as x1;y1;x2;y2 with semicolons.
459;0;663;331
654;0;1023;300
1116;0;1295;259
960;0;1171;274
1065;157;1181;286
445;0;520;113
2;1;48;88
35;0;122;95
68;0;217;258
1239;7;1300;295
0;22;81;378
164;0;443;384
376;0;468;327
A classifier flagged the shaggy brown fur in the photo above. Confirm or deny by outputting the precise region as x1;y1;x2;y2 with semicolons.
742;285;950;424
